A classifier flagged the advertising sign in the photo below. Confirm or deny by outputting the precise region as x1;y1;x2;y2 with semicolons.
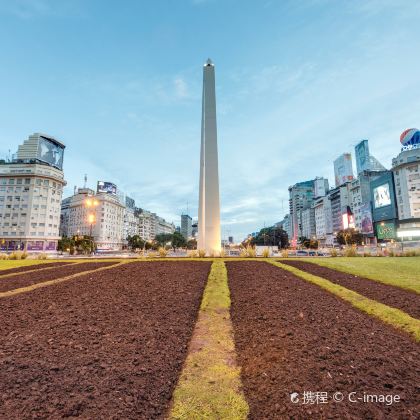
376;222;396;240
373;183;391;209
360;202;374;234
37;137;64;169
97;181;117;195
334;153;354;186
27;241;44;251
355;140;370;174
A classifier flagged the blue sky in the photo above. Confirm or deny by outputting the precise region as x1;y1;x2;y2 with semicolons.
1;0;420;240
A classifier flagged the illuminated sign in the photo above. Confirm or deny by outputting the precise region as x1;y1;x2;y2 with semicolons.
376;222;396;240
37;137;64;169
97;181;117;195
373;183;391;209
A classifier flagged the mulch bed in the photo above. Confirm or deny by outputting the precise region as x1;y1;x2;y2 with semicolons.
0;262;117;293
0;261;211;419
227;261;419;419
0;262;71;276
282;260;420;319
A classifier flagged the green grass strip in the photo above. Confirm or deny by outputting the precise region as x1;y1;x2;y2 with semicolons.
267;260;420;342
169;260;249;420
290;257;420;294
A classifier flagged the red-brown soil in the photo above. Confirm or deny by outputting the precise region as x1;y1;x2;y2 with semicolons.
0;262;117;293
0;261;211;419
227;261;419;419
282;260;420;319
0;262;71;276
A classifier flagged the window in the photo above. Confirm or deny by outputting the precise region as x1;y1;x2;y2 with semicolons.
24;178;30;185
17;179;22;185
9;179;15;185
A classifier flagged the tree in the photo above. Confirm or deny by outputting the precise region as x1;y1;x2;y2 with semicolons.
187;239;197;250
249;226;289;249
57;236;74;252
300;236;319;249
336;228;363;246
127;235;145;250
154;233;173;247
172;231;187;250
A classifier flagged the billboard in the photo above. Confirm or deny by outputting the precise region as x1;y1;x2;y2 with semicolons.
360;202;373;234
373;183;391;209
355;140;370;174
334;153;354;187
376;221;396;240
97;181;117;195
37;137;64;169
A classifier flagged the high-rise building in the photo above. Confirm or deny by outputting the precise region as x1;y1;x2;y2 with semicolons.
327;183;352;236
301;207;316;239
349;169;387;240
392;128;420;238
123;196;137;244
181;214;192;239
288;177;328;245
334;153;354;187
313;196;333;245
355;140;386;175
0;133;66;252
198;58;221;254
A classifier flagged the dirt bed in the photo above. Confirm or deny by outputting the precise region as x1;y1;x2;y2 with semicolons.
227;261;419;419
0;261;211;419
0;262;117;293
0;262;71;276
282;260;420;319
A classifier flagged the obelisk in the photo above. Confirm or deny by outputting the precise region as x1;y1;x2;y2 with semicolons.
198;58;221;255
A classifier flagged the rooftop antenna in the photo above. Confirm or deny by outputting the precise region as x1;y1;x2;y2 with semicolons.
187;201;189;216
74;185;77;195
83;174;87;188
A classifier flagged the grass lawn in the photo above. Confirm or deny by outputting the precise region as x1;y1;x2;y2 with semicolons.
0;260;59;271
294;257;420;294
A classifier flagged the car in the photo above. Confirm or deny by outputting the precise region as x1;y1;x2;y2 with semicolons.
296;250;308;256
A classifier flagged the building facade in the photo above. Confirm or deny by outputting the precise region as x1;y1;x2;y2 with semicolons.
301;207;315;239
60;187;125;250
288;177;328;246
181;214;192;239
392;129;420;239
313;196;333;245
0;133;66;252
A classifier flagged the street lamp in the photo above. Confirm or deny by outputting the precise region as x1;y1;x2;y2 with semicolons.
85;197;99;254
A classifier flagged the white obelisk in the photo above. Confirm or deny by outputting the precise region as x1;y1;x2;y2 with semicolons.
198;58;221;255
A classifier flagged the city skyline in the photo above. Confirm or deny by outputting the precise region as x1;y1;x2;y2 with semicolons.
1;1;420;239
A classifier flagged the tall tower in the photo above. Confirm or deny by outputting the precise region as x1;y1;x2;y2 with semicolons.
198;59;221;254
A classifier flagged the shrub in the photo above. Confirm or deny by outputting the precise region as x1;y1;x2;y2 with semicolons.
188;250;198;258
330;248;338;257
9;251;28;260
403;250;416;257
280;249;289;258
261;248;270;258
0;253;8;260
148;251;158;258
344;246;357;257
198;249;206;258
363;250;371;257
219;249;226;258
158;247;168;257
240;246;256;258
388;249;395;257
37;253;47;260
